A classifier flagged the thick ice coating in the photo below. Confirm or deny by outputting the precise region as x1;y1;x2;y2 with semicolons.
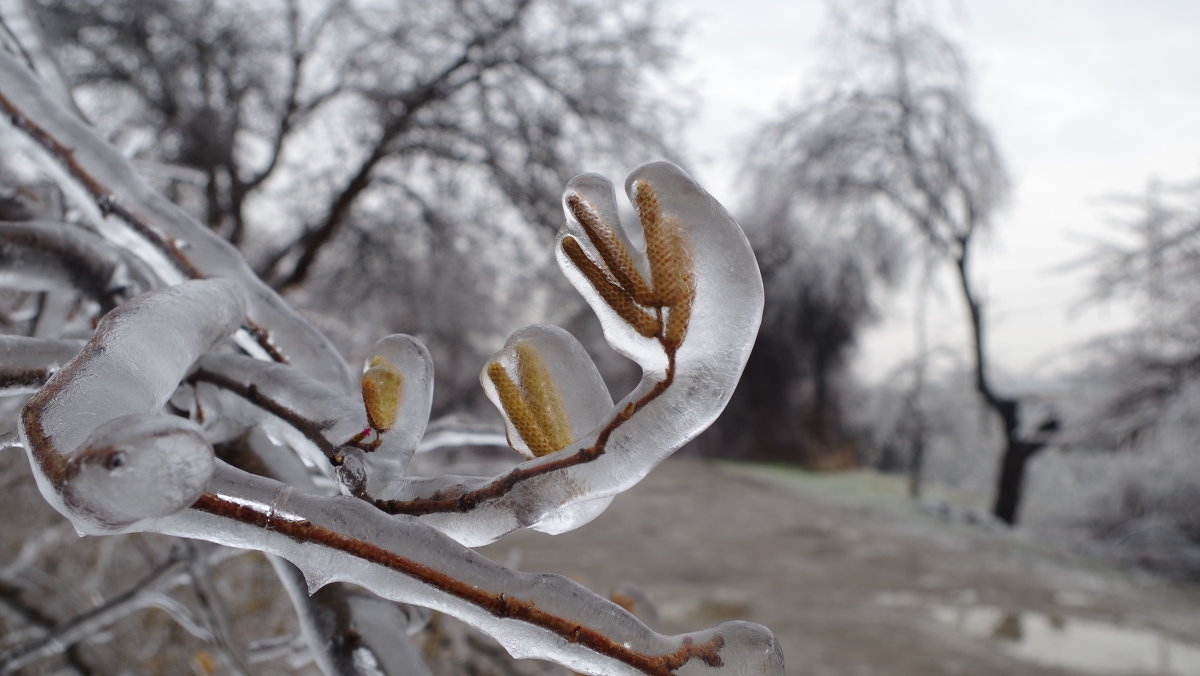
19;278;245;533
186;334;434;487
152;464;784;676
0;219;149;312
361;334;434;475
63;414;214;529
0;49;353;393
0;336;85;394
558;172;664;372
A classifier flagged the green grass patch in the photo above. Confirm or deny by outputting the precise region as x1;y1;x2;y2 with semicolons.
715;461;987;514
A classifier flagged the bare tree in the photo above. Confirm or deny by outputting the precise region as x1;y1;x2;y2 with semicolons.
742;0;1053;524
1081;175;1200;446
36;0;682;412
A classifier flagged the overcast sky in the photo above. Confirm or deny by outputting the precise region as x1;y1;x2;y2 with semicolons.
665;0;1200;385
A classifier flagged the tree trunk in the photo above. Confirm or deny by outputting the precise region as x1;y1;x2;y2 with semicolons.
951;246;1049;526
992;440;1037;525
907;417;926;499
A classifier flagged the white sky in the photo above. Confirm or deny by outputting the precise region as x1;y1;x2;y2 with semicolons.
666;0;1200;386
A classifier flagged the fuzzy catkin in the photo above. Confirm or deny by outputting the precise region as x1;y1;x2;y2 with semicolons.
514;340;572;452
487;360;555;457
361;355;404;432
566;193;655;305
562;237;662;338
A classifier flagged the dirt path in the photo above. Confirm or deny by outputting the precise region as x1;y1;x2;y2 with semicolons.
479;458;1200;676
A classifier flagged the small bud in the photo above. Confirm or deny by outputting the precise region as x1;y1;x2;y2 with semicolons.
361;355;403;432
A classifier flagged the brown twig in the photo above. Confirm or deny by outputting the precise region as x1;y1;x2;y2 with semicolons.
375;347;676;516
188;367;339;461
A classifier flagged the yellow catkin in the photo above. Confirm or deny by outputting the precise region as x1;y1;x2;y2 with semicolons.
487;360;554;457
562;237;662;338
361;355;404;432
635;181;694;308
565;193;654;305
514;340;572;453
659;219;696;309
663;285;694;350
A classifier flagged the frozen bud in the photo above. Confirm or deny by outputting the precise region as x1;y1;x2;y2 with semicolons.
362;355;404;432
336;446;368;496
63;415;214;530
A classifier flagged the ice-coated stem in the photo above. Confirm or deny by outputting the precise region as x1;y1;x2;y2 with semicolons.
270;556;434;676
185;334;433;482
166;467;781;676
0;49;352;392
237;429;436;676
368;163;765;547
0;335;84;395
0;553;188;674
0;219;152;313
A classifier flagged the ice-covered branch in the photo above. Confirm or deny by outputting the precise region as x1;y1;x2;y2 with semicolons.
186;333;433;483
0;49;352;392
0;553;187;674
18;268;780;676
175;469;779;676
3;34;777;670
20;278;244;531
271;557;434;676
0;219;152;314
0;335;82;395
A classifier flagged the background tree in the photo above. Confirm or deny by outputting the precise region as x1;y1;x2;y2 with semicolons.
1048;173;1200;578
1080;175;1200;446
739;0;1053;523
705;201;900;466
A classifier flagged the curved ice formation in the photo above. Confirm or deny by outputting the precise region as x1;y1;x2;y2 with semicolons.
370;162;765;547
481;324;613;460
185;333;433;485
19;278;245;532
0;335;85;394
1;40;779;675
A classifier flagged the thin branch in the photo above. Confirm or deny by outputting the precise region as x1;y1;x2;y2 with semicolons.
0;555;186;674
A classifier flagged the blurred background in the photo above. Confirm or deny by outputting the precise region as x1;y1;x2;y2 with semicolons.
2;0;1200;674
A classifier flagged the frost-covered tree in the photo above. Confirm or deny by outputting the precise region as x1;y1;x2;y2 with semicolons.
1040;174;1200;579
0;36;782;676
743;0;1053;524
1082;176;1200;445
